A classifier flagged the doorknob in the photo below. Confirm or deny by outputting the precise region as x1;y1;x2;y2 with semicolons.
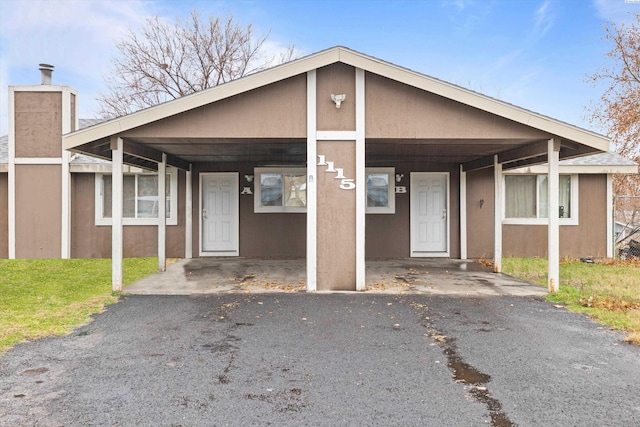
202;209;207;219
441;209;447;219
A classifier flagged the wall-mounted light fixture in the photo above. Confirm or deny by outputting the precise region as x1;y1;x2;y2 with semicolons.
479;199;484;208
245;175;254;182
331;94;346;108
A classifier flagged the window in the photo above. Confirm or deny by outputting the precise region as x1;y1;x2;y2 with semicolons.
95;169;178;225
504;174;578;225
254;168;307;213
366;168;395;214
253;167;396;214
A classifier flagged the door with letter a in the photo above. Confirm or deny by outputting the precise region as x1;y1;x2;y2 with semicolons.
410;172;449;257
200;173;239;256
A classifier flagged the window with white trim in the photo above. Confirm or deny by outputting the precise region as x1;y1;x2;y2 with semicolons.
503;174;578;225
95;169;178;225
366;167;395;214
253;167;396;214
254;168;307;213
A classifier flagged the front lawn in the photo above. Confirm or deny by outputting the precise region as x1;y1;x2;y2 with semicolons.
502;258;640;345
0;258;158;353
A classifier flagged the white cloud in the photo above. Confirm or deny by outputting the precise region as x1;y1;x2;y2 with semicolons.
532;0;554;40
441;0;475;11
0;0;149;73
593;0;640;23
0;0;152;134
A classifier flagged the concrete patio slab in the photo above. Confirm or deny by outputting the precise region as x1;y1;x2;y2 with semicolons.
124;258;548;297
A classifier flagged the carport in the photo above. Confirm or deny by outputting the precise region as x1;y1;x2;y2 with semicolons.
62;47;609;293
123;257;548;297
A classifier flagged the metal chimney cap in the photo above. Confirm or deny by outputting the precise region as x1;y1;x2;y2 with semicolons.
39;63;55;71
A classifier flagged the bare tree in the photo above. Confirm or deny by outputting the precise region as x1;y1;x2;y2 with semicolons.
588;13;640;197
98;11;297;117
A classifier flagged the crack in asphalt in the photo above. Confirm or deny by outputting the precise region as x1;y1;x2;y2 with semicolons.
408;300;517;427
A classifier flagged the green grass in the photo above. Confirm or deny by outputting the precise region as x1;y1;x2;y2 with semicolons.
0;258;158;353
502;258;640;345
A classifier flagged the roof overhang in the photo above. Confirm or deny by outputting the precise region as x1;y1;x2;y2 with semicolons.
62;46;610;170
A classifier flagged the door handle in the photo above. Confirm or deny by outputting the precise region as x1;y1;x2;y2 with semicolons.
441;209;447;219
202;209;207;219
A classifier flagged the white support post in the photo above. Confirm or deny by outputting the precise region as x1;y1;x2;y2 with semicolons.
355;68;366;291
7;88;16;259
61;90;72;259
548;138;560;292
158;153;167;272
306;70;317;291
111;137;124;292
185;165;193;259
606;174;614;259
460;165;467;260
493;155;502;273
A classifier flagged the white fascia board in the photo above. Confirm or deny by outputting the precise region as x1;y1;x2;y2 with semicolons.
63;49;342;151
337;49;610;152
506;164;638;174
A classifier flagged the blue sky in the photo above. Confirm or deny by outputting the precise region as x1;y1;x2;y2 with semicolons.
1;0;639;136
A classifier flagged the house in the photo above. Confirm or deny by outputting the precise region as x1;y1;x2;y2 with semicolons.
2;47;638;292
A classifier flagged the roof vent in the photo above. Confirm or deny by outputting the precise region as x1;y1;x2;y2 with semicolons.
39;63;54;85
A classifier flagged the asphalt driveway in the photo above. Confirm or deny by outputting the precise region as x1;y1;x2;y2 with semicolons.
1;293;639;426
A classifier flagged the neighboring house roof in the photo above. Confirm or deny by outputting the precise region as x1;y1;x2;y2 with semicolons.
508;152;638;174
0;134;7;165
63;46;609;153
560;152;637;166
72;119;109;164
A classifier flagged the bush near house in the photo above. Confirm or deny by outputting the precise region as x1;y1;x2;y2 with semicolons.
502;258;640;345
0;258;158;353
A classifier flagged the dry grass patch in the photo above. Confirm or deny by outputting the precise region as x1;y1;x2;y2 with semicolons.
502;258;640;345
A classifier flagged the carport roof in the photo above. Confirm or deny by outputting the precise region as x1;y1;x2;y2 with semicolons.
61;46;610;171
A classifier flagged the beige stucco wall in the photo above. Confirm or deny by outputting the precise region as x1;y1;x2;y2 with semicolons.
503;174;608;258
317;140;356;290
0;174;8;258
123;75;307;139
316;63;356;131
14;92;62;158
15;165;61;258
71;172;186;258
365;73;550;140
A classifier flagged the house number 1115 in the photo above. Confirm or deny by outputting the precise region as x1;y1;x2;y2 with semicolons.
317;155;356;190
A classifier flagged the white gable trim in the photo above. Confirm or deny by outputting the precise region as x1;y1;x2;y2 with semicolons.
63;46;609;153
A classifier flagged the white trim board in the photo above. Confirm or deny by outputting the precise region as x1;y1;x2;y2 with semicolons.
14;158;63;165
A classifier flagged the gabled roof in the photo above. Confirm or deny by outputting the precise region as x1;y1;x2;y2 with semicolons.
63;46;609;153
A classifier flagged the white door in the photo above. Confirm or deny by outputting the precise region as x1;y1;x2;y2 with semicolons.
411;172;449;256
200;173;239;256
